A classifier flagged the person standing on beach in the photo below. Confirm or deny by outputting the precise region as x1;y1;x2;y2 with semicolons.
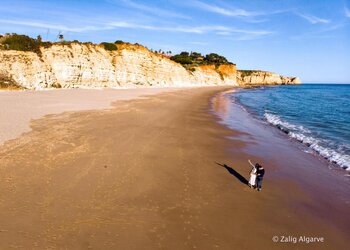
256;165;265;191
248;160;257;189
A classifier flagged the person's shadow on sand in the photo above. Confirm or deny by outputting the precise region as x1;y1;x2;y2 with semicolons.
216;162;249;186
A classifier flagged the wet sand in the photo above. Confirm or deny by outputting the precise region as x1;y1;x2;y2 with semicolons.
0;87;348;249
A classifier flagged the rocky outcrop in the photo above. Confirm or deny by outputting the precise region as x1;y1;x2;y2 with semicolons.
0;43;237;89
237;70;301;86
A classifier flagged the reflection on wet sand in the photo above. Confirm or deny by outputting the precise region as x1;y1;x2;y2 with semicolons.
211;89;235;120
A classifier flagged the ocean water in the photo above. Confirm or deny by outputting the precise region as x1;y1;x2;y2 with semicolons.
228;84;350;171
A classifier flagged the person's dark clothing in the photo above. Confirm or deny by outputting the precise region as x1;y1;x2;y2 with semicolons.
257;168;265;178
256;168;265;190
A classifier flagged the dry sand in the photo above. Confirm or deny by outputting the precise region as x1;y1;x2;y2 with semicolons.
0;87;348;249
0;87;182;145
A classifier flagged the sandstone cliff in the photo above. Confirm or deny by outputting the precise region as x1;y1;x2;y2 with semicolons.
237;70;301;86
0;42;300;89
0;43;237;89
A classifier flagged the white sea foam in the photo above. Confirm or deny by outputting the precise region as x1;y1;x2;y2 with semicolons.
264;113;310;133
264;112;350;171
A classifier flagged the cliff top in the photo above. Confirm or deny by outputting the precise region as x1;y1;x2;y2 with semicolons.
0;33;235;69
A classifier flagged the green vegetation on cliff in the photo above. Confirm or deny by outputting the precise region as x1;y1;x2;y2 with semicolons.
100;42;118;51
0;34;235;73
0;34;43;53
0;34;234;66
238;70;265;77
170;51;233;67
0;34;122;54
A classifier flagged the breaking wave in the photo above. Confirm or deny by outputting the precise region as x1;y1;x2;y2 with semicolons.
264;112;350;171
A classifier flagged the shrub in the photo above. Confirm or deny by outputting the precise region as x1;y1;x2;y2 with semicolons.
41;41;53;48
170;54;192;64
100;42;117;51
180;51;189;57
170;51;232;67
0;33;40;53
205;53;229;65
190;52;201;58
114;40;124;44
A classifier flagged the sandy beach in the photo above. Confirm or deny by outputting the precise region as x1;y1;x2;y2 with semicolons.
0;87;185;145
0;87;349;249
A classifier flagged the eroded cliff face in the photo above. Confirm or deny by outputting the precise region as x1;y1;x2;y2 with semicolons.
237;70;301;86
0;43;237;89
0;43;300;89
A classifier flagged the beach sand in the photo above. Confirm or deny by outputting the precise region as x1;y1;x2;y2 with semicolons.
0;87;348;249
0;87;183;145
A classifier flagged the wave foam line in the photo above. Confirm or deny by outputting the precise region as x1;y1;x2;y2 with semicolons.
264;112;350;171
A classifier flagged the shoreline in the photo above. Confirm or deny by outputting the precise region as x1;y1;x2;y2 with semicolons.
211;90;350;236
213;87;350;173
0;87;348;249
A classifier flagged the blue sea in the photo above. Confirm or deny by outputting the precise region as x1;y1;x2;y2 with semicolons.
228;84;350;171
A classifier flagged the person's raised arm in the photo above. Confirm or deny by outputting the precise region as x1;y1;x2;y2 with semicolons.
248;160;255;168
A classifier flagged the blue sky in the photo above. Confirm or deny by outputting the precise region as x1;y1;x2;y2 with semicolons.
0;0;349;83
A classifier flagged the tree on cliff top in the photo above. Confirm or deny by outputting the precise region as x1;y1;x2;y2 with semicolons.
170;51;232;66
205;53;230;64
171;53;192;64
